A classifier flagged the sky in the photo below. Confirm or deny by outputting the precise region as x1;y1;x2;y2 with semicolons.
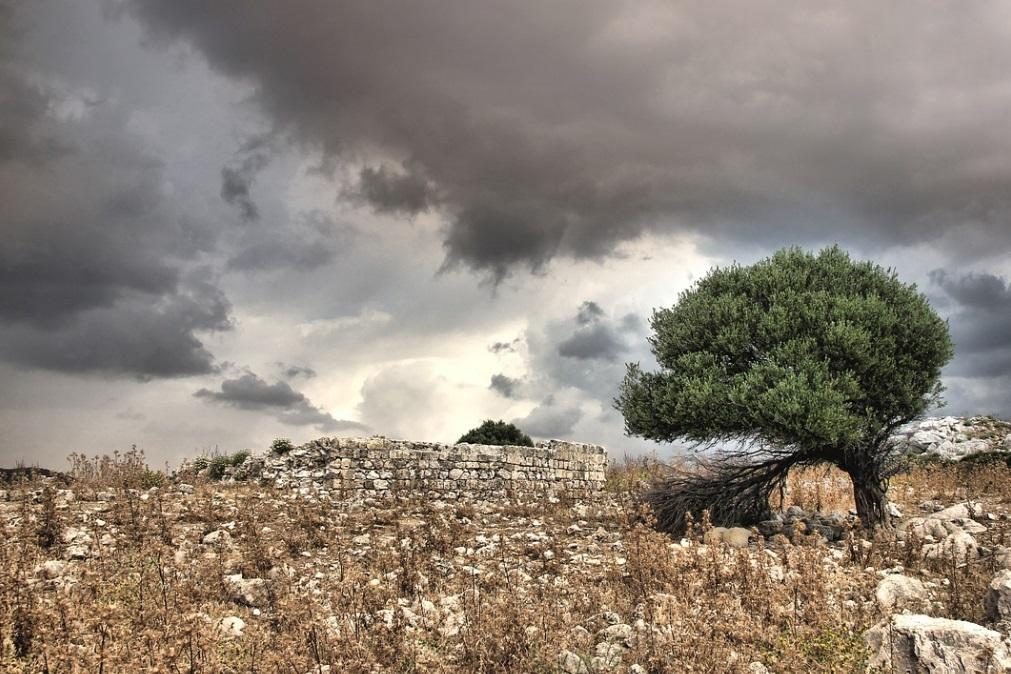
3;0;1011;469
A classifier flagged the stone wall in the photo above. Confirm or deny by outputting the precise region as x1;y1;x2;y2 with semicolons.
238;436;608;499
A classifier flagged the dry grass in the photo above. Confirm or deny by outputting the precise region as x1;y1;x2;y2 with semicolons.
0;453;1009;672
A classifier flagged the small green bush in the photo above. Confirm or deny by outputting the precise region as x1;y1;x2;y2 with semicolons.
457;420;533;447
229;450;250;467
271;438;295;454
206;455;229;481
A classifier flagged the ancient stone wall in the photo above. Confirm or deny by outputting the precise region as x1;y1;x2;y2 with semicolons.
240;436;608;499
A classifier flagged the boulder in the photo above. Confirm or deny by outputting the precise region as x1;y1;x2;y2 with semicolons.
217;616;246;638
865;614;1011;673
703;527;751;548
930;502;984;521
223;574;267;607
875;574;930;613
202;529;232;546
923;530;980;565
557;650;589;674
985;570;1011;623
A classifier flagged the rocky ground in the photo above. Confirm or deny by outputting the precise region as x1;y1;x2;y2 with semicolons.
3;455;1011;672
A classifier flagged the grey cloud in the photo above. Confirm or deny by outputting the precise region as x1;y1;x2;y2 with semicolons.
931;270;1011;312
513;396;582;438
928;268;1011;419
576;301;604;325
195;371;368;432
0;278;231;379
489;373;521;399
558;301;628;362
489;339;520;354
354;163;435;215
932;270;1011;356
523;301;651;411
279;364;317;380
0;10;231;378
220;138;271;221
226;210;351;272
125;1;1011;278
558;325;626;362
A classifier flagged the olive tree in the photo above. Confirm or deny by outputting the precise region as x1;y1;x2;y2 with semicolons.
616;246;953;531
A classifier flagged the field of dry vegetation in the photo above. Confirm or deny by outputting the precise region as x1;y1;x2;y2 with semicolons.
2;450;1011;673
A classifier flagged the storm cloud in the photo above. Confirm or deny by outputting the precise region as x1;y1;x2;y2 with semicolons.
123;1;1011;279
195;372;368;432
932;270;1011;382
489;373;522;399
513;396;583;439
0;11;232;378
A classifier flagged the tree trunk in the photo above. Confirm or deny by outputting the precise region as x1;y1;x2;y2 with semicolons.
847;464;891;530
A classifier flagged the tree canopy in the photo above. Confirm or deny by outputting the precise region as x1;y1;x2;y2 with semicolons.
457;420;534;447
617;246;954;530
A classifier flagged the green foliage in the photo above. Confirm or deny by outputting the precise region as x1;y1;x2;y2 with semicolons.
36;485;62;550
201;450;250;481
270;438;295;455
618;246;953;449
206;455;229;481
140;469;166;489
457;420;534;447
228;450;250;467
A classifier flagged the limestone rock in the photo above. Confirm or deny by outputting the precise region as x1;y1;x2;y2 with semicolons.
36;559;69;579
985;570;1011;623
930;502;984;521
217;615;246;638
202;529;232;546
224;574;267;607
865;614;1011;673
703;526;751;548
923;530;980;564
876;574;930;613
557;650;589;674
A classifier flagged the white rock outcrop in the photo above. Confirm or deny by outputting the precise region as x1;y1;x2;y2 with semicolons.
893;417;1011;461
865;614;1011;673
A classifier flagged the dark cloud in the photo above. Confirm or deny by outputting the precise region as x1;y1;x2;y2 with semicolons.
557;301;628;361
489;339;520;354
931;270;1011;384
220;137;271;221
576;301;605;325
279;364;317;380
558;325;626;362
195;371;368;432
0;5;231;378
930;270;1011;313
125;1;1011;279
513;396;582;438
354;163;435;215
489;373;521;399
0;276;231;379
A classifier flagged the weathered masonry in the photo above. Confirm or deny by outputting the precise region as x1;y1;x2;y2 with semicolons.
243;436;608;498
